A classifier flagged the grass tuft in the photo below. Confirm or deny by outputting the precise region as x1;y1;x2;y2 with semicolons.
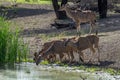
0;16;29;64
6;0;52;4
40;60;49;65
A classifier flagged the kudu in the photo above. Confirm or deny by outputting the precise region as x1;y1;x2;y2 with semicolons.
34;39;76;65
60;3;97;36
33;41;63;63
65;34;100;63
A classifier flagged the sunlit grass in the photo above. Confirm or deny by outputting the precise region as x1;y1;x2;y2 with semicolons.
0;16;29;64
6;0;52;4
40;60;49;65
76;65;120;75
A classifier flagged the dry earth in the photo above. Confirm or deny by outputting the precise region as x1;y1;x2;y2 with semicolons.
1;3;120;69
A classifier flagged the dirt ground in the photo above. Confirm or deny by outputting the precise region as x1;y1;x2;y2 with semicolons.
1;3;120;69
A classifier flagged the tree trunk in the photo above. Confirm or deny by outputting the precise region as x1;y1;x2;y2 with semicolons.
52;0;68;19
98;0;107;18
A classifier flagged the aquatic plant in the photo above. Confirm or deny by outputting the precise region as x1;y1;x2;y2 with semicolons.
0;17;28;64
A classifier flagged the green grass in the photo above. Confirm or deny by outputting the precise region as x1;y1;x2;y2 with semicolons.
0;16;29;64
76;65;120;75
36;59;120;75
3;0;63;5
6;0;52;4
40;60;49;65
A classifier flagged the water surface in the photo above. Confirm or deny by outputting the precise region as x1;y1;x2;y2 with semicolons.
0;63;119;80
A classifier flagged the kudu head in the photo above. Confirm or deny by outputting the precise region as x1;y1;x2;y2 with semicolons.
59;3;70;11
34;42;55;65
35;54;43;65
33;52;43;65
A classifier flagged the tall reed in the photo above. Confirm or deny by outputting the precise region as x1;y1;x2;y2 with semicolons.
0;17;28;64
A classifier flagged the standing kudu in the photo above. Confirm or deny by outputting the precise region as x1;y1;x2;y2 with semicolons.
60;3;97;36
65;34;100;63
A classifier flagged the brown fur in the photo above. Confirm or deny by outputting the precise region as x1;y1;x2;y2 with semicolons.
60;3;97;34
34;35;99;65
65;35;99;63
33;41;57;63
35;39;77;65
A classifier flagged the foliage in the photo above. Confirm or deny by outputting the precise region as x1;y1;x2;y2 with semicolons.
7;0;51;4
77;65;120;75
103;68;118;75
40;60;49;65
0;16;28;64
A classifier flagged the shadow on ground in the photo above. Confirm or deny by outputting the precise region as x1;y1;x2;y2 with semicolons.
0;7;53;19
19;13;120;37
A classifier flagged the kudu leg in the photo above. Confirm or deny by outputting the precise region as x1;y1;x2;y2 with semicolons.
70;51;74;63
88;47;96;63
89;26;92;34
79;51;84;63
89;21;98;34
67;52;71;63
96;47;100;62
52;54;56;62
89;22;93;34
59;53;64;62
68;51;74;63
76;22;81;36
94;44;100;62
